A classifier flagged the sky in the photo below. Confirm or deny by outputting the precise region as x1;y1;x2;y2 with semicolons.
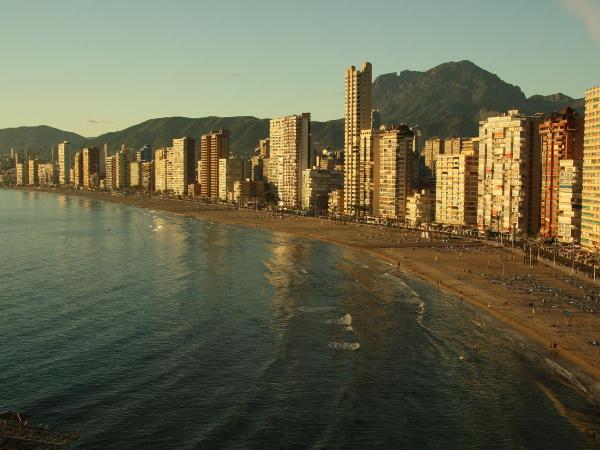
0;0;599;137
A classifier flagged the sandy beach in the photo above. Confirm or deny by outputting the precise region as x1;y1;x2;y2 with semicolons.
9;187;600;400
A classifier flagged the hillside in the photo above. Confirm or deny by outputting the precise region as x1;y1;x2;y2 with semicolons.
0;60;586;156
372;60;584;137
0;125;86;154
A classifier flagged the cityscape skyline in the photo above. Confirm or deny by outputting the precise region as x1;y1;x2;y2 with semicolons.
1;0;599;136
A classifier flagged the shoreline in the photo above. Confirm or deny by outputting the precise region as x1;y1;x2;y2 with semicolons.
7;187;600;400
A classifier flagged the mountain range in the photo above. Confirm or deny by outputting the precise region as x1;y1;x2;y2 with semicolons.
0;60;584;157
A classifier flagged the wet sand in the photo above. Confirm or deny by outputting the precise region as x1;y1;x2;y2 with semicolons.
10;187;600;399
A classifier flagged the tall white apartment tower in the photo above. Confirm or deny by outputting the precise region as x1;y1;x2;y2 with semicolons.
269;113;311;208
581;86;600;250
57;141;71;185
477;110;542;235
344;62;373;216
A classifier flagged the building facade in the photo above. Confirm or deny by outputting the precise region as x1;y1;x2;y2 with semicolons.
344;62;372;216
539;108;583;238
477;110;542;235
269;113;311;208
377;125;414;220
558;159;583;243
200;130;230;199
406;190;435;226
435;143;479;226
27;159;38;186
82;147;100;188
581;86;600;249
218;157;245;201
57;141;71;185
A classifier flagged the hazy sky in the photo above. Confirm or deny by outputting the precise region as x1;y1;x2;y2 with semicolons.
0;0;599;136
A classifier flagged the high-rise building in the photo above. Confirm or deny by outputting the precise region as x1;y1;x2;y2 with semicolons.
435;141;479;227
27;159;39;186
539;108;583;238
302;168;344;210
73;152;83;187
130;161;142;188
377;125;414;220
141;161;154;192
581;86;600;250
352;128;380;217
114;149;130;189
169;142;186;195
344;62;372;216
406;190;435;226
82;147;100;188
173;137;195;186
422;138;445;186
138;144;153;162
269;114;311;208
250;138;269;181
105;155;116;190
218;157;245;201
477;110;542;235
234;179;265;205
152;144;186;195
16;162;28;186
200;130;230;198
558;159;583;243
38;163;56;186
154;148;170;193
98;145;106;178
57;141;71;185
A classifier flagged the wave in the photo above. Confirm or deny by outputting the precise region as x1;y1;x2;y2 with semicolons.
325;313;352;327
328;341;360;351
297;306;338;314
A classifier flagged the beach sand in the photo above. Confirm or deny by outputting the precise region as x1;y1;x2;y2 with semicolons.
10;187;600;399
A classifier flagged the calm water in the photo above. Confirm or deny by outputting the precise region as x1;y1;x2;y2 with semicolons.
0;190;597;449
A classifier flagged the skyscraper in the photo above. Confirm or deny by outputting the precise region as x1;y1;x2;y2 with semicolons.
82;147;100;188
200;130;230;198
172;137;195;186
57;141;71;185
435;140;479;226
377;125;414;219
27;159;38;186
344;62;372;216
581;86;600;250
558;159;583;243
269;113;311;208
422;138;445;187
73;152;83;187
539;108;583;238
477;110;542;235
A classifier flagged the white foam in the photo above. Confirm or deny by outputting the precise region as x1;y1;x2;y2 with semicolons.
326;313;352;326
328;342;360;351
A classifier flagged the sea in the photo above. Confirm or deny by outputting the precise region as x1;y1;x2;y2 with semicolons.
1;189;598;449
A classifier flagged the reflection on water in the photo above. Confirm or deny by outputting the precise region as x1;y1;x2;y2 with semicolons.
0;190;597;449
